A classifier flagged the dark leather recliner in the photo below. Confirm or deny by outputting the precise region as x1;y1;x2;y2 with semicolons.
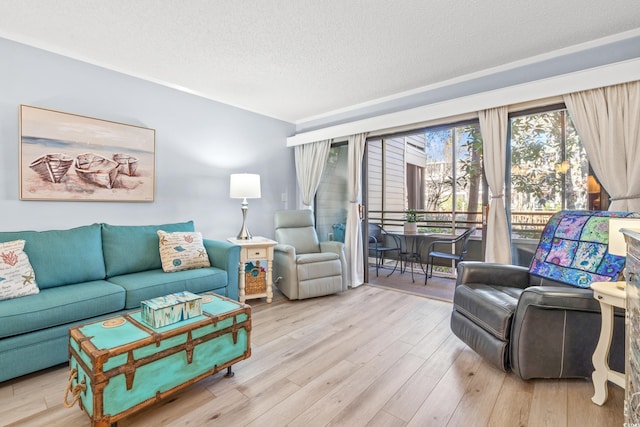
451;210;632;379
451;261;625;379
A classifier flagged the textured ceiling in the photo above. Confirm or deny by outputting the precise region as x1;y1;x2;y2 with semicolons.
0;1;639;123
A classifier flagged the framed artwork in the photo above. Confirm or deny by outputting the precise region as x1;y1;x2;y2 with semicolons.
19;105;155;202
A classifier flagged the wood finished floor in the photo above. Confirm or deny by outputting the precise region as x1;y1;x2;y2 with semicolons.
0;285;624;427
366;264;456;302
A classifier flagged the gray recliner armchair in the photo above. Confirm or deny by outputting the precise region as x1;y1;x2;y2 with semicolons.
273;210;348;300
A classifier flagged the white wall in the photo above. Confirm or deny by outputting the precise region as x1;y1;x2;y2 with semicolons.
0;38;297;239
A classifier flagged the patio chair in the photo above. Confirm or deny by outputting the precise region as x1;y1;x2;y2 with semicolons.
424;226;476;285
368;222;401;276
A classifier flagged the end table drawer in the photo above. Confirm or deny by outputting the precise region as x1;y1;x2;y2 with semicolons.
244;247;267;260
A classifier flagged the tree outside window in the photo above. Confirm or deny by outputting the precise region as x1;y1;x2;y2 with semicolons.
509;108;597;239
424;124;483;232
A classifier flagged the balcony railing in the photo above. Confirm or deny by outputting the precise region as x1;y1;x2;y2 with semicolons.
367;209;555;268
368;209;554;238
368;210;481;235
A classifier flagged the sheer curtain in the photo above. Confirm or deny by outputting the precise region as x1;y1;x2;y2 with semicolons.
563;81;640;211
294;140;331;209
345;133;367;287
479;106;512;264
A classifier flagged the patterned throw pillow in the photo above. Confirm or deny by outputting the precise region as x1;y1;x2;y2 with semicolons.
0;239;39;301
157;231;211;273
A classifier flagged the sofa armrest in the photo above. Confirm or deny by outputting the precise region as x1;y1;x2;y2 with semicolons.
456;261;530;289
203;239;241;300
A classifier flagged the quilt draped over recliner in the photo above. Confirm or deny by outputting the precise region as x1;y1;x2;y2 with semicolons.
529;210;630;286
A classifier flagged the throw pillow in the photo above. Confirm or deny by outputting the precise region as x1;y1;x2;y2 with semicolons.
157;230;211;273
0;239;39;301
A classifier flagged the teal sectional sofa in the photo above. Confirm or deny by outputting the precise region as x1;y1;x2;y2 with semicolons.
0;221;240;383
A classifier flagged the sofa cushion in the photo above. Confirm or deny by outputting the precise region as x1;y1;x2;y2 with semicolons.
102;221;195;277
453;283;523;341
0;224;106;289
0;280;125;339
107;267;228;309
184;268;228;295
296;252;339;264
158;230;211;272
0;240;39;301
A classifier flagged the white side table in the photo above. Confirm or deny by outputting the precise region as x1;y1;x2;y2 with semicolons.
227;237;277;304
590;280;626;405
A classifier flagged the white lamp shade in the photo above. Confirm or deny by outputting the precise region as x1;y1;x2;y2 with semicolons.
608;218;640;256
230;174;261;199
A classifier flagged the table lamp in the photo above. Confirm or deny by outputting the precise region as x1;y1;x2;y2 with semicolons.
230;173;261;240
608;217;640;287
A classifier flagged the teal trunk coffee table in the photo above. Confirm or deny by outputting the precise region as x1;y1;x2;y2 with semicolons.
66;293;251;427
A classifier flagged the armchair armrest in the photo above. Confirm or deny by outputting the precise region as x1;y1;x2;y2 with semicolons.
274;243;297;268
273;243;299;299
516;285;600;313
203;239;241;300
274;243;296;258
510;284;624;379
320;240;343;254
456;261;530;289
320;241;349;291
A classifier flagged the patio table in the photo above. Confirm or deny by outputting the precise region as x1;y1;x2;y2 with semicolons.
388;232;435;282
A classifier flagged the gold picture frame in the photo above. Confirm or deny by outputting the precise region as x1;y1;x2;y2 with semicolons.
19;105;155;202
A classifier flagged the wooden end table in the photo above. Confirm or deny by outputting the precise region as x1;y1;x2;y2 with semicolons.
590;280;626;405
227;236;277;303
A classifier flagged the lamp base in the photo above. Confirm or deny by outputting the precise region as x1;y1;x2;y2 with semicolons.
236;199;252;240
237;224;252;240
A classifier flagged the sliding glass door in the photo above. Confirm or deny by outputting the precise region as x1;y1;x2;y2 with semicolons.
315;144;349;244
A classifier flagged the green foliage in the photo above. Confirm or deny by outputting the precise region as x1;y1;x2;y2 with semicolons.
451;124;483;192
405;209;421;222
510;110;587;210
453;126;483;218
